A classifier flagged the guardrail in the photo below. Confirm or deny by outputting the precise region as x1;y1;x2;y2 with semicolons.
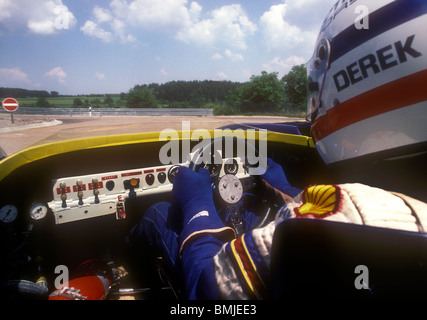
0;107;213;117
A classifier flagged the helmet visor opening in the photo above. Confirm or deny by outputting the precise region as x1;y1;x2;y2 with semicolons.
306;38;331;122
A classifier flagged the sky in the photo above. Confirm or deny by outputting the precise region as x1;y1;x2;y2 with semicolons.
0;0;337;95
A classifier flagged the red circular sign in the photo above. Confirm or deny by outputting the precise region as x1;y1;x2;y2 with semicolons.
2;98;19;112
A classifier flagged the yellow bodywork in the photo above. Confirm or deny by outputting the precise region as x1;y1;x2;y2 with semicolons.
0;130;314;182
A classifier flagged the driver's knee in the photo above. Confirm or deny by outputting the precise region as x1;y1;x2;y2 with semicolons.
144;201;172;223
125;202;171;247
143;202;183;243
142;202;181;269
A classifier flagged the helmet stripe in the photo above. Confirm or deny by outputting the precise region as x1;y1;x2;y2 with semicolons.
330;0;427;64
312;68;427;142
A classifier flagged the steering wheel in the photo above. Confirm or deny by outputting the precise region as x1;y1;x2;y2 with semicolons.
188;136;270;235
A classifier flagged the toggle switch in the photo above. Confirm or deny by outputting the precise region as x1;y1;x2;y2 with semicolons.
59;182;67;208
76;180;84;205
130;178;139;188
77;191;84;206
124;178;140;189
124;178;139;198
60;192;67;208
92;178;100;204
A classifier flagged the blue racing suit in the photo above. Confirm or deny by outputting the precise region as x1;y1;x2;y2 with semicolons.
127;159;427;299
127;159;301;299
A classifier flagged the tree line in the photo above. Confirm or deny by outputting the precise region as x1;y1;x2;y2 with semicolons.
127;80;243;109
0;88;59;98
1;64;307;116
126;64;307;115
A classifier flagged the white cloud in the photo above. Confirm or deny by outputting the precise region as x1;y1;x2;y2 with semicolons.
189;2;202;23
160;69;168;76
0;0;76;34
80;21;113;43
81;1;256;51
260;4;308;51
224;49;244;61
93;6;113;24
81;3;139;43
27;19;56;35
45;67;67;83
0;67;30;83
110;18;136;43
262;56;306;78
176;4;256;51
260;0;335;56
0;0;14;21
212;53;222;60
110;0;193;31
95;72;106;80
285;0;337;26
216;71;228;80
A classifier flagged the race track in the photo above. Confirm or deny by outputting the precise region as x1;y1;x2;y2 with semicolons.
0;114;301;155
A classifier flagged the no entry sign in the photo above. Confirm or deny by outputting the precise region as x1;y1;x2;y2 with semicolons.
2;98;19;112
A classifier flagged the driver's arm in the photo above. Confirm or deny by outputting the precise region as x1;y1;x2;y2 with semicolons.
172;166;235;299
173;160;301;299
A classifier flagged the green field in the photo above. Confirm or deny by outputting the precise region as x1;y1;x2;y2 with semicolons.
17;95;124;108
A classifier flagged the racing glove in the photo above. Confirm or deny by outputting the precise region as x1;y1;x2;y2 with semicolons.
260;158;302;204
171;166;235;253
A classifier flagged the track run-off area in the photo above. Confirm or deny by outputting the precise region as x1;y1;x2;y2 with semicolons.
0;113;302;156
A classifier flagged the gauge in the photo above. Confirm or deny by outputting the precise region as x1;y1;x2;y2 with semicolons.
224;159;239;175
168;165;180;183
0;205;18;223
29;202;49;221
205;163;222;178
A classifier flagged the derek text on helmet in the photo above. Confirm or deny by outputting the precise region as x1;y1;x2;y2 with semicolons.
307;0;427;165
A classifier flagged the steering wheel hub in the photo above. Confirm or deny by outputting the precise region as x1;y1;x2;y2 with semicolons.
218;174;243;205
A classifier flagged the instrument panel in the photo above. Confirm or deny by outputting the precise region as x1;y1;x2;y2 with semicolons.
0;153;250;226
48;163;182;225
46;156;249;225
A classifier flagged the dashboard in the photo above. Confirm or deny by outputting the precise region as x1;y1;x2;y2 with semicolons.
0;153;251;228
48;163;181;225
46;155;249;225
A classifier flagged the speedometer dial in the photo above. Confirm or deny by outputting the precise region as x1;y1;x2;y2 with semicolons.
30;202;49;221
0;205;18;223
168;165;180;183
224;159;239;175
205;163;222;178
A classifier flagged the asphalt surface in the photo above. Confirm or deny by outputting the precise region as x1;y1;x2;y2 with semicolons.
0;114;299;156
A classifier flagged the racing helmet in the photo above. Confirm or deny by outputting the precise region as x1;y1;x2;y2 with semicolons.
307;0;427;165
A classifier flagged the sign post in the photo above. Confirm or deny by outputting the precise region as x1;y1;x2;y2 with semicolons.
2;98;19;124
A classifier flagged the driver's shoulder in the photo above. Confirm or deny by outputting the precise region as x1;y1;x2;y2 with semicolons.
280;183;427;232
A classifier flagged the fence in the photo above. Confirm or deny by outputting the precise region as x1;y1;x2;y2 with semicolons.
0;107;213;117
